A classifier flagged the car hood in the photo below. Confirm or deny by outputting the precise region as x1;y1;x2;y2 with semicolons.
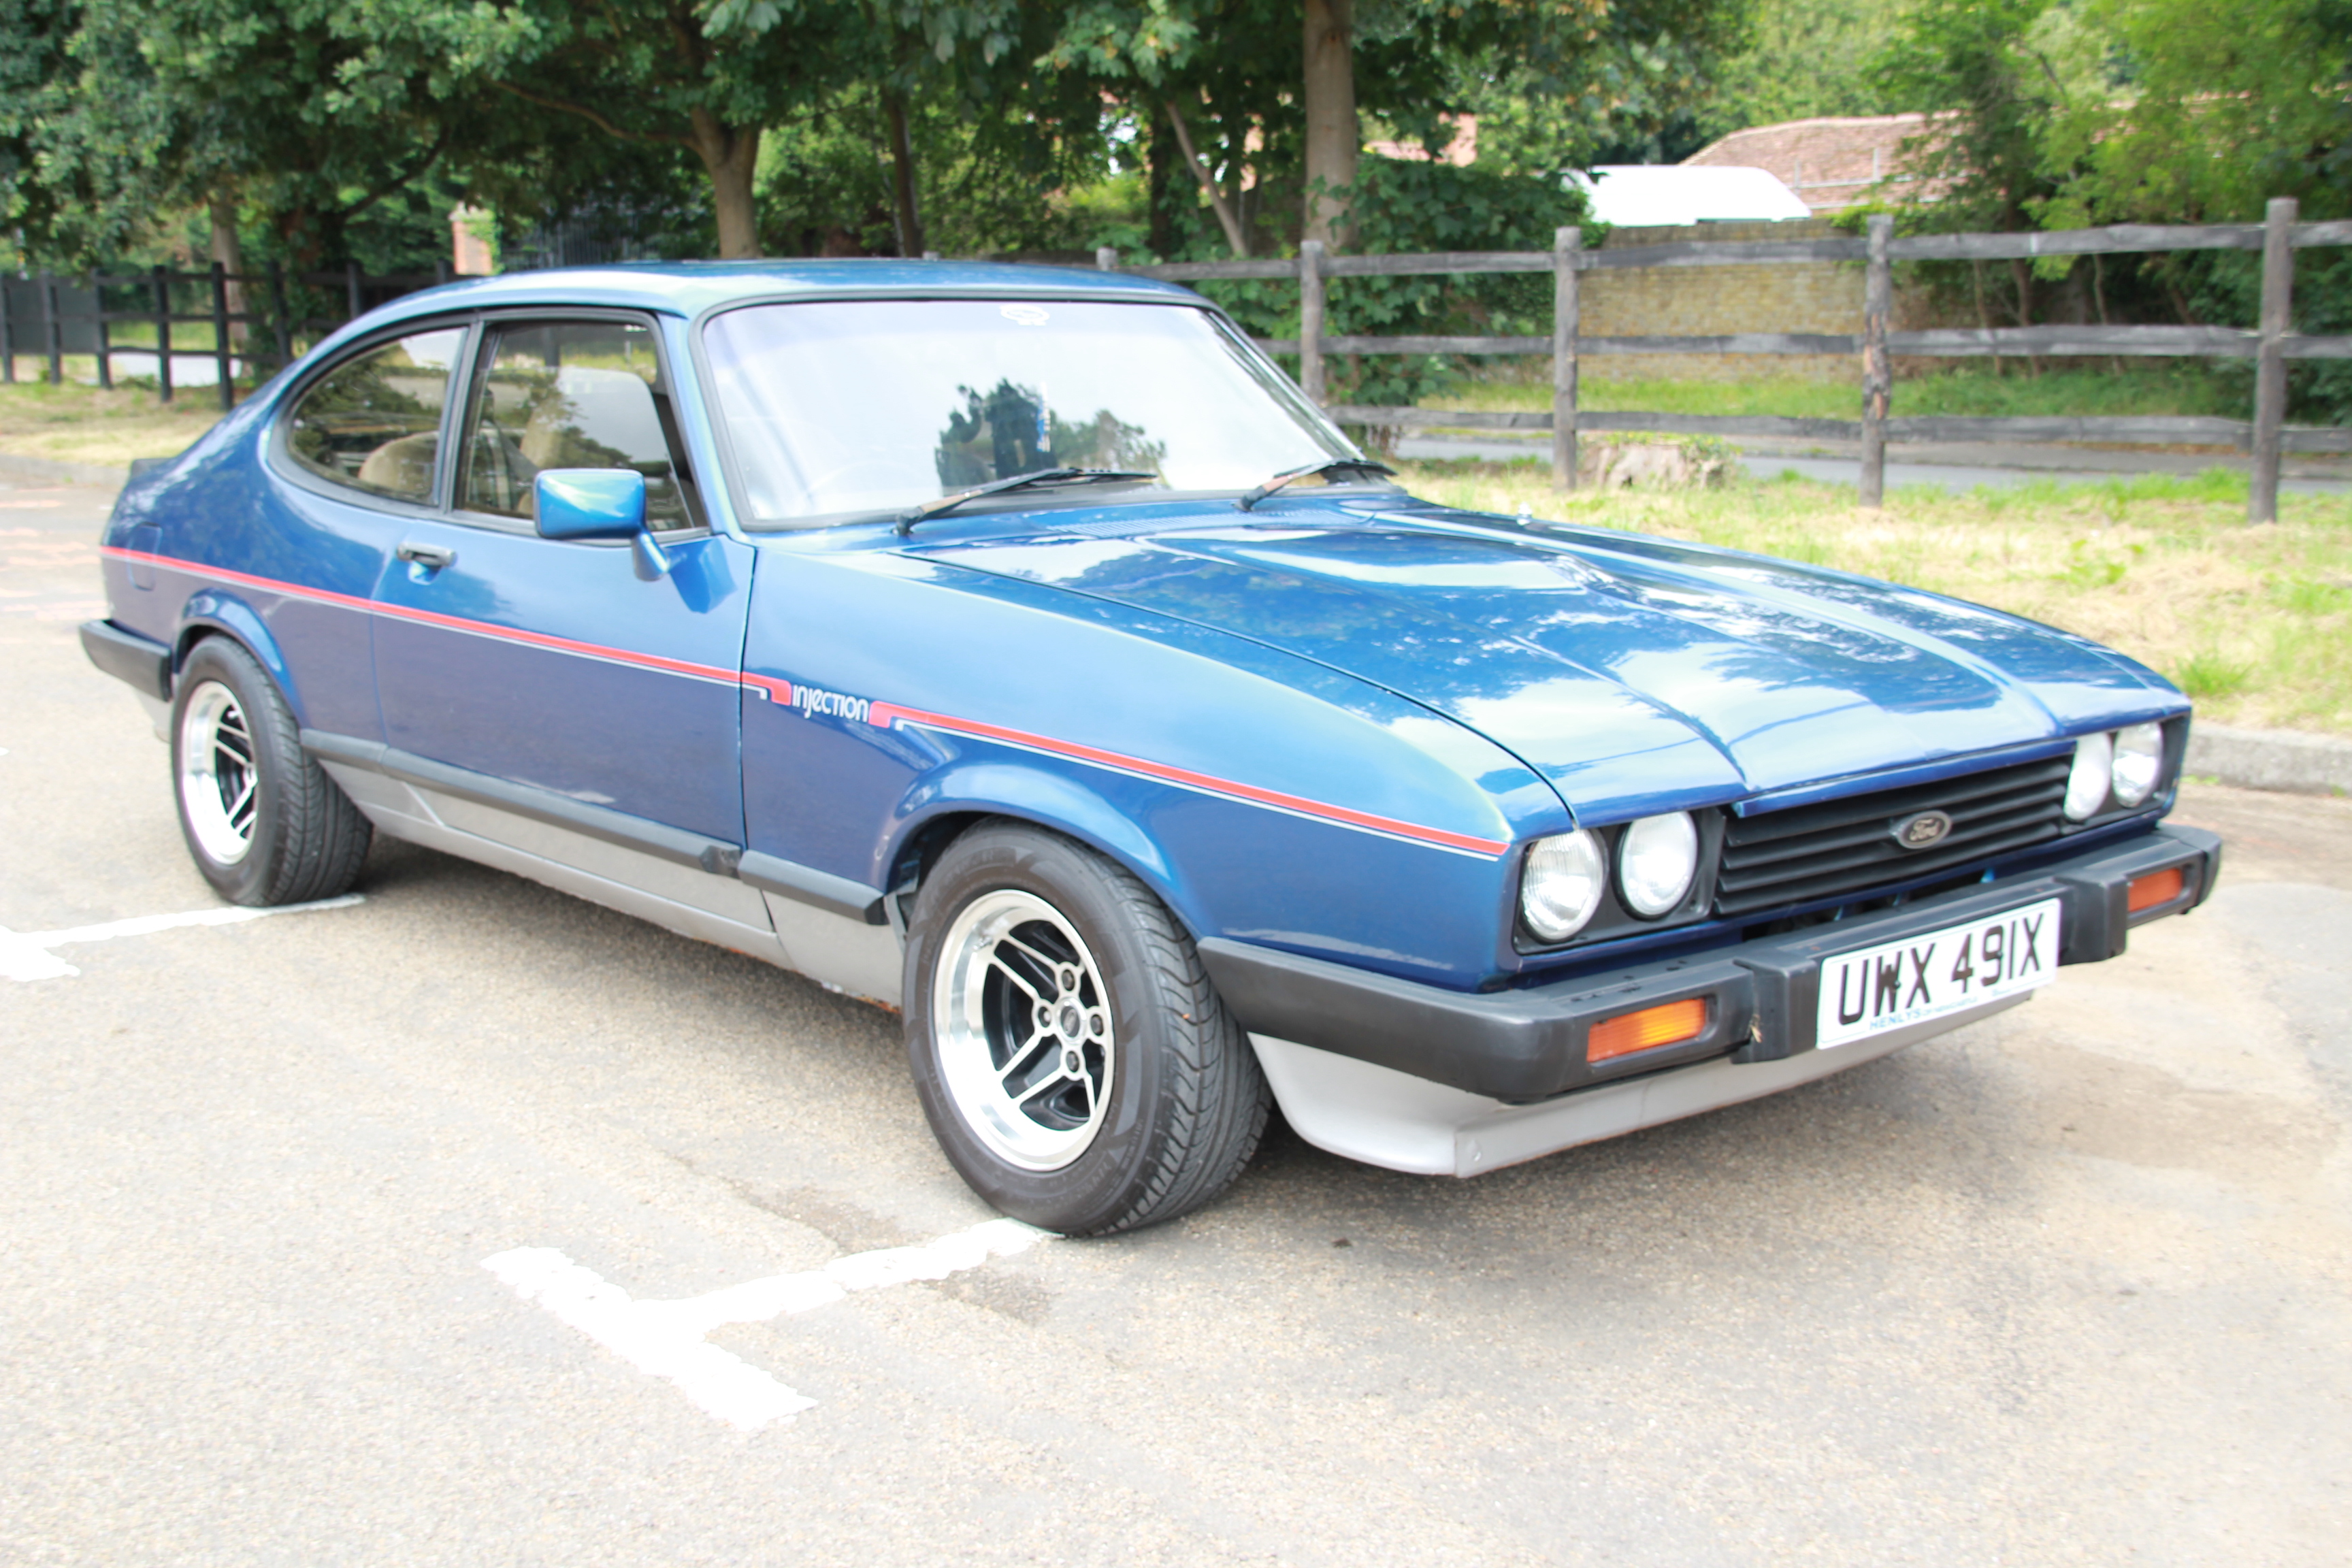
905;497;2185;820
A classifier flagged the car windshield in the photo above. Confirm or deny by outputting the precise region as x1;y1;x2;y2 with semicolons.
702;298;1360;527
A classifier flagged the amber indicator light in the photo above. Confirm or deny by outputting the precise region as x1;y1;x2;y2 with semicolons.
1586;997;1710;1063
2127;866;2186;913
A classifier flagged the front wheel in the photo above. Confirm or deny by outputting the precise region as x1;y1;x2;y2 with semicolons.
171;636;372;906
904;823;1270;1236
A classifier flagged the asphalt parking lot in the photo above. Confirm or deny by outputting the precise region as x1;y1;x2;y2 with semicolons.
5;475;2349;1565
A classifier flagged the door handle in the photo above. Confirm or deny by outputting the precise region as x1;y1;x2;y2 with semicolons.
397;541;456;569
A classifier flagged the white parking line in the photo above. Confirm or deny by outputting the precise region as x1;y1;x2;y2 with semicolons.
484;1217;1054;1431
0;894;365;981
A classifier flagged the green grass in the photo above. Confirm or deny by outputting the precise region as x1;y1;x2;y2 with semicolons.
1429;361;2251;425
2174;650;2255;700
0;374;226;464
1393;457;2352;738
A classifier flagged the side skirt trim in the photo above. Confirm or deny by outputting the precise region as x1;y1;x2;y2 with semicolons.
301;728;889;930
737;851;887;925
323;766;789;966
301;729;738;875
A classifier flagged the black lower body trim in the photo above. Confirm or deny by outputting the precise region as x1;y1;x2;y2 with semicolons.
80;619;173;702
737;851;887;924
300;729;737;874
299;728;887;919
1200;823;2222;1102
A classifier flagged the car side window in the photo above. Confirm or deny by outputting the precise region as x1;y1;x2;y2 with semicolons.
458;320;696;531
285;328;467;503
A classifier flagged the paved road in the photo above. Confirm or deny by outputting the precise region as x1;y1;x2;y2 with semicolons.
5;476;2349;1565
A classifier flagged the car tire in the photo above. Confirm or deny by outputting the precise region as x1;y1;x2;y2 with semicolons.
170;636;372;907
904;822;1271;1236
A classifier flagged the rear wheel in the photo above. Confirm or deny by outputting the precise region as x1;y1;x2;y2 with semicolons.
171;636;372;906
904;823;1270;1235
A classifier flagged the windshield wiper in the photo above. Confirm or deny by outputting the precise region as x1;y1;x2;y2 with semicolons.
1235;457;1396;512
895;468;1159;536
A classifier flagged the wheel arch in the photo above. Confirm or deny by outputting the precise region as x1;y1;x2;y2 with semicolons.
172;593;304;723
880;762;1193;935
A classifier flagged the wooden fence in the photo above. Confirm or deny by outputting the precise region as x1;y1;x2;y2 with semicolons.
1099;197;2352;523
0;260;460;412
9;208;2347;521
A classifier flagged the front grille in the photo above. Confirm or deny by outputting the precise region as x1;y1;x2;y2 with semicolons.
1713;755;2071;918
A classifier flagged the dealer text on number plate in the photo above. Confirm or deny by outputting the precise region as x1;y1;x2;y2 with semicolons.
1816;897;2061;1049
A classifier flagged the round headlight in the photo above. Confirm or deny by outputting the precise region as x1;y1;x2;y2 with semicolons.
1618;811;1700;917
1521;830;1606;942
2063;732;2112;821
2110;721;2164;807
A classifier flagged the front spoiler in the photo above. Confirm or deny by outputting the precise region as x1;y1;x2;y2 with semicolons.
1203;822;2221;1176
1249;994;2034;1177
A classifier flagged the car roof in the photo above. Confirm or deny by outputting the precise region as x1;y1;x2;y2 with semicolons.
356;259;1207;331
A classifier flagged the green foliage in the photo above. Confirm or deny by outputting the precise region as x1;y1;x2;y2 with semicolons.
1040;0;1745;257
1699;0;1909;140
2049;0;2351;227
1872;0;2077;235
2051;0;2352;421
1441;0;1754;172
1169;158;1592;409
754;3;1117;258
0;0;666;271
1859;0;2349;424
0;0;1745;304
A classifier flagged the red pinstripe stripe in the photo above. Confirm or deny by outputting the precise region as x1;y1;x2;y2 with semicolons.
99;545;776;696
103;546;1505;859
866;700;1509;857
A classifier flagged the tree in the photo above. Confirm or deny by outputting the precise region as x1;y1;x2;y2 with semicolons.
2054;0;2351;417
2;0;529;272
1302;0;1357;246
1861;0;2351;419
1699;0;1907;141
1045;0;1480;257
430;0;864;259
0;0;162;265
752;1;1111;258
1047;0;1295;257
2055;0;2349;226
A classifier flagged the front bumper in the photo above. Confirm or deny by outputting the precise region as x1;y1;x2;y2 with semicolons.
1198;822;2220;1177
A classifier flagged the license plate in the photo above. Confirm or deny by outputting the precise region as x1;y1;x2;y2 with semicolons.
1816;897;2061;1049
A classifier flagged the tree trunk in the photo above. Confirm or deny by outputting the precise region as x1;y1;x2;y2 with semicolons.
2008;257;2040;378
690;109;764;259
1302;0;1358;248
1164;98;1250;257
882;89;926;257
208;186;247;351
1145;114;1175;259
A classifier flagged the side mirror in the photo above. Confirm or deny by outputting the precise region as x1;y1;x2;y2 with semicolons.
534;468;647;540
533;468;670;578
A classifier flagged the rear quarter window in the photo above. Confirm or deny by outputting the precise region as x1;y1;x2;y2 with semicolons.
286;328;467;503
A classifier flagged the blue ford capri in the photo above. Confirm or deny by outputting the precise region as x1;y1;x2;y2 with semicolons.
82;261;2221;1234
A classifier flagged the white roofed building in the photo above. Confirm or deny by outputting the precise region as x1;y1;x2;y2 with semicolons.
1565;165;1813;227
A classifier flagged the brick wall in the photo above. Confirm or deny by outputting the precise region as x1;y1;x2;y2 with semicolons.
1582;219;1859;381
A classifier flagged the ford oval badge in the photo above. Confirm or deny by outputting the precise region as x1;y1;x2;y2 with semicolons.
1893;810;1953;850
